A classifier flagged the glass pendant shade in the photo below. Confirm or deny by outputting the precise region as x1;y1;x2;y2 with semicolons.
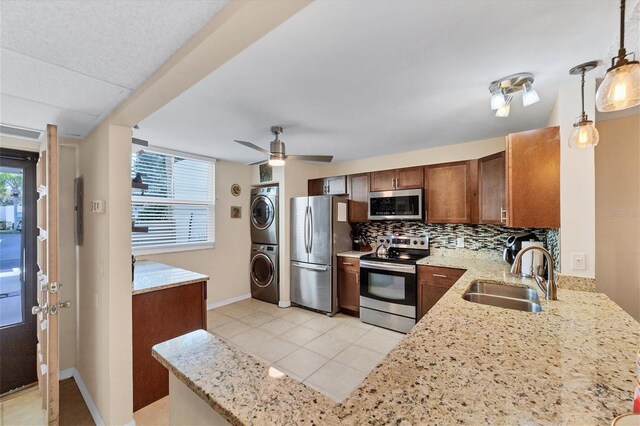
268;158;285;167
495;103;510;118
596;62;640;112
522;82;540;107
490;91;506;110
568;121;599;148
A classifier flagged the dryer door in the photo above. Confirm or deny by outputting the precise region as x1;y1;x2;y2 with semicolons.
250;253;275;288
251;196;275;230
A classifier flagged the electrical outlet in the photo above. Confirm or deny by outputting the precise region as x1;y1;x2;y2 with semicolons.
571;253;586;270
456;237;465;248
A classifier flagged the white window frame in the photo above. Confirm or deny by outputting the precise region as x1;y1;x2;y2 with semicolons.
131;146;216;256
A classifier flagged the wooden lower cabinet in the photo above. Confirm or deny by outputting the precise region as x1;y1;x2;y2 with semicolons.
132;282;207;411
417;266;465;320
337;257;360;316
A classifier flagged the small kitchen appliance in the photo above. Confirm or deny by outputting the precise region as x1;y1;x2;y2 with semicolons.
503;232;538;264
360;234;429;333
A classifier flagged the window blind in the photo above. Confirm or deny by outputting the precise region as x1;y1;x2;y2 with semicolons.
131;149;215;254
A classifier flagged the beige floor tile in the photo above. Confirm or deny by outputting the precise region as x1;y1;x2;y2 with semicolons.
230;328;274;349
281;309;318;325
304;333;351;358
134;395;169;426
324;324;369;343
269;365;304;382
336;314;374;330
259;318;297;335
304;360;368;402
0;386;45;426
302;315;344;333
207;311;234;329
279;325;323;346
216;304;255;319
238;311;277;327
368;326;404;341
333;344;387;373
273;347;330;379
211;320;252;339
354;329;401;353
251;336;299;363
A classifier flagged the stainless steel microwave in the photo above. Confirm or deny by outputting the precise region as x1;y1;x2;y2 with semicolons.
368;189;423;221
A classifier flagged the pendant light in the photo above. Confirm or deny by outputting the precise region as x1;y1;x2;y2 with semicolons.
595;0;640;112
569;61;600;149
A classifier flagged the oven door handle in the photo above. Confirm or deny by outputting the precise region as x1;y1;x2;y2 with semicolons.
360;260;415;274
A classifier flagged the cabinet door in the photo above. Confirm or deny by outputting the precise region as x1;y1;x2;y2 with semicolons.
326;175;347;195
370;169;396;192
417;266;465;320
308;178;326;196
337;258;360;315
425;161;471;223
506;127;560;228
478;152;506;224
396;166;424;189
348;173;369;223
419;283;450;319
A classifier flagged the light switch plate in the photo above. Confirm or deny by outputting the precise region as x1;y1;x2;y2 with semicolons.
571;253;586;270
456;237;465;248
91;200;105;213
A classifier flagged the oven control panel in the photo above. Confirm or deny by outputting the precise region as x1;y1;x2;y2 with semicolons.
377;235;429;249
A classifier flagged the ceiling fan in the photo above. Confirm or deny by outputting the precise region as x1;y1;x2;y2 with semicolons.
234;126;333;166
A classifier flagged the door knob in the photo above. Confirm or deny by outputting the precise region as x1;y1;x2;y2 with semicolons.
32;304;47;315
59;300;71;309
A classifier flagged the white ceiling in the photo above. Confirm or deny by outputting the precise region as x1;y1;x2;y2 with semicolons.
0;0;227;139
135;0;625;164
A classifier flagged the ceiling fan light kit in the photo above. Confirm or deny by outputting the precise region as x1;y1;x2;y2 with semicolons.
488;73;540;117
596;0;640;112
569;61;600;149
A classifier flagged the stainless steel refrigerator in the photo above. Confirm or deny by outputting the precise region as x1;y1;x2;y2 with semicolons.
290;195;351;315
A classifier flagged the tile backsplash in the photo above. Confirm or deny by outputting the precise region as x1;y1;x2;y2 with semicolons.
352;221;560;269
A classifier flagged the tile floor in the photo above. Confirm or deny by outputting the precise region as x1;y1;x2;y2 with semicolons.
207;298;404;402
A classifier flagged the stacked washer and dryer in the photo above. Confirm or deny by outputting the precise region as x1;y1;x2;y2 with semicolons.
249;186;279;304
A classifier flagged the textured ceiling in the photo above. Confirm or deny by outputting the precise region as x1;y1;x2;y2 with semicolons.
0;0;228;139
136;0;624;164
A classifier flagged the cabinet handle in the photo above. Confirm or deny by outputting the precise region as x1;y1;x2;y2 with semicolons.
433;274;448;278
395;177;399;188
342;262;354;266
356;273;359;284
500;207;507;223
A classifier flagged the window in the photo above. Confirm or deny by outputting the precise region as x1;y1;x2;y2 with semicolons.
131;148;215;254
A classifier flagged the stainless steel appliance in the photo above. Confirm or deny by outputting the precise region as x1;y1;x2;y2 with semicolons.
360;235;429;333
290;195;351;314
250;244;279;304
368;188;423;221
250;186;278;244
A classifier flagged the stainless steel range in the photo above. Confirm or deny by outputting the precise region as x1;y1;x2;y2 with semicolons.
360;235;429;333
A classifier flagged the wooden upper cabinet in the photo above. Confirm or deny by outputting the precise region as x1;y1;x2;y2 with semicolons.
348;173;369;223
396;166;424;189
308;176;347;196
477;152;506;224
370;167;423;191
425;161;472;223
505;126;560;228
369;169;397;192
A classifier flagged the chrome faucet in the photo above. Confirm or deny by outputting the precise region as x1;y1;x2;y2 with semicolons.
510;246;557;300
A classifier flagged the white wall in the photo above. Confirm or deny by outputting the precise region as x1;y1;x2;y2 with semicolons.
141;160;252;304
77;122;133;425
547;74;596;277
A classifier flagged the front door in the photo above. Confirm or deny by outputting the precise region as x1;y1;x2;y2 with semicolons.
0;148;39;394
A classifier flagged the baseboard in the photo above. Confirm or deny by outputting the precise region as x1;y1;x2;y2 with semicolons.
59;368;74;380
69;368;106;426
207;293;251;310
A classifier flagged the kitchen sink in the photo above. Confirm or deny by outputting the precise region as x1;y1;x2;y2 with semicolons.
463;281;542;313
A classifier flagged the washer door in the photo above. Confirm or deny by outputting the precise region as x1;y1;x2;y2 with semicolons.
251;196;274;230
250;253;274;288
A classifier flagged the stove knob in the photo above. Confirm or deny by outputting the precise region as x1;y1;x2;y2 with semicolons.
386;239;390;243
413;240;418;245
420;241;425;245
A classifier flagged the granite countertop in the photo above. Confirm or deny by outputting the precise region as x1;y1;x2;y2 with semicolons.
153;255;640;425
336;250;374;258
133;260;209;295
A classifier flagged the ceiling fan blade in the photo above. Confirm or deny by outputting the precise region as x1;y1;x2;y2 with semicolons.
234;140;271;155
286;154;333;163
246;159;268;166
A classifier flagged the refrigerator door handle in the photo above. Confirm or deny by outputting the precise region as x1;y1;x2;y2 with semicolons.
304;206;310;253
292;261;328;271
308;205;314;253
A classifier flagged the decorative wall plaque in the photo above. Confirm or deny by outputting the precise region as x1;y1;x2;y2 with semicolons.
230;206;242;219
231;184;241;196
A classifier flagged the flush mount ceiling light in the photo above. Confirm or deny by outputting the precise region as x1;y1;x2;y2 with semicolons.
489;73;540;117
596;0;640;112
569;61;600;149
